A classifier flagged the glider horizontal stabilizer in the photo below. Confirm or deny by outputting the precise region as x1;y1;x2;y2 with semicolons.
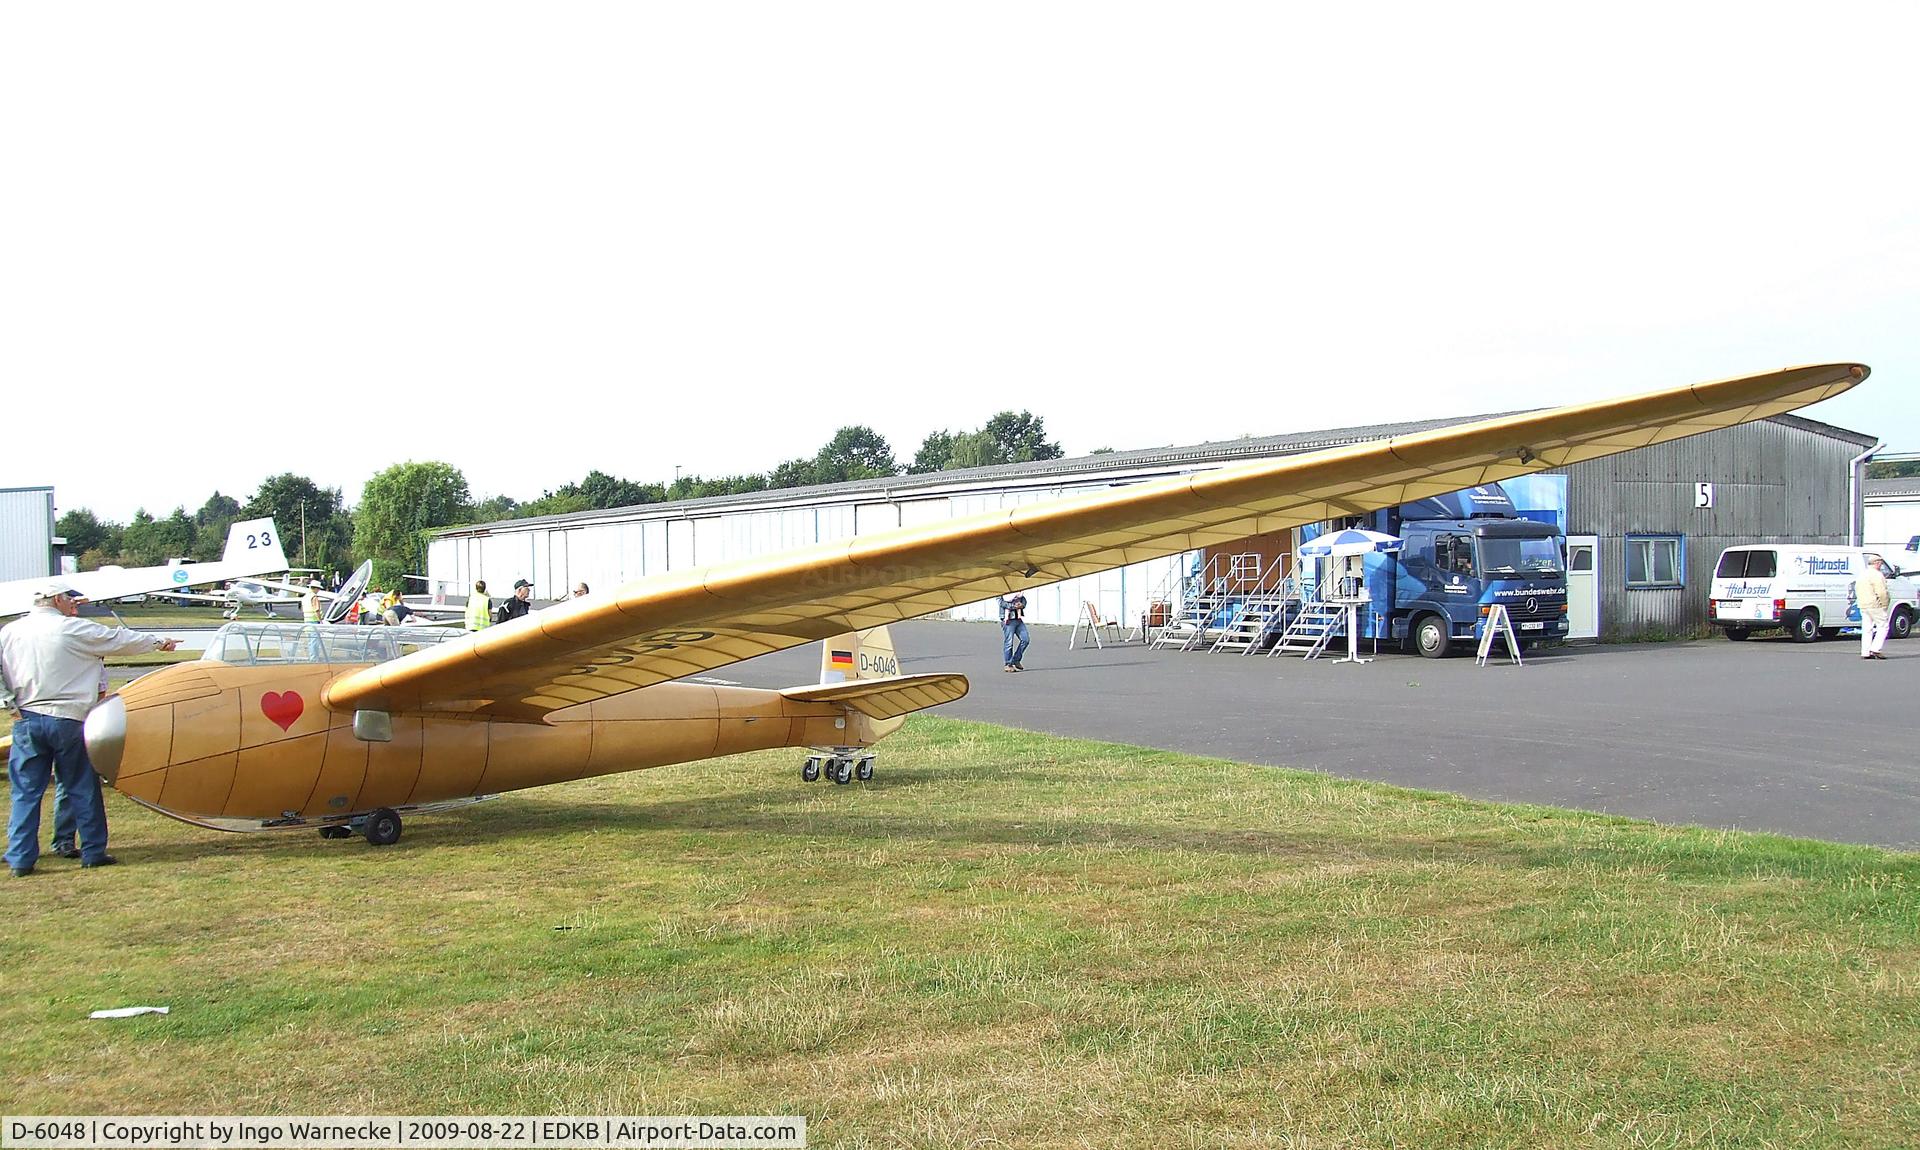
781;673;971;720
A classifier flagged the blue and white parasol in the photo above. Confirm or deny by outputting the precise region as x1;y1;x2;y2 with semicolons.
1298;528;1404;558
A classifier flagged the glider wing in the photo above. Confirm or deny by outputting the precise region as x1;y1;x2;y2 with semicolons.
323;363;1865;720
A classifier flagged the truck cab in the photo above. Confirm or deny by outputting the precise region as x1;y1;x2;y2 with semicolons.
1356;485;1570;657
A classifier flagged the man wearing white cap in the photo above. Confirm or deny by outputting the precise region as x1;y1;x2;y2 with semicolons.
1;580;178;877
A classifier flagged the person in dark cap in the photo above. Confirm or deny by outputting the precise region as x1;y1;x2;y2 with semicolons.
494;578;534;625
2;581;178;876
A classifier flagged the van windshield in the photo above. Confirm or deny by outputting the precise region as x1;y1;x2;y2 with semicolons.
1715;550;1777;579
1475;536;1564;577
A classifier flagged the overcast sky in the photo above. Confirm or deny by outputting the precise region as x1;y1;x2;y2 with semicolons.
4;3;1915;523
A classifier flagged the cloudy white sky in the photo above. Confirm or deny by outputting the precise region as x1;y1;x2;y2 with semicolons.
4;3;1915;522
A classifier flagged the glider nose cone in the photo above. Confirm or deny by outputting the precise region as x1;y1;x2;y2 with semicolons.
84;694;127;783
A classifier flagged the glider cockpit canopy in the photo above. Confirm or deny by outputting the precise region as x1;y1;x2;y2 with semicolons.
203;622;464;668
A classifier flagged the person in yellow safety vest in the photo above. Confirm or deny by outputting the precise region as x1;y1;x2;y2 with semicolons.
465;580;492;631
300;581;323;624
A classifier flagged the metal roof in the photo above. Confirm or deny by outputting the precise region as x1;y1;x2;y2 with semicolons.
438;410;1878;537
1865;477;1920;500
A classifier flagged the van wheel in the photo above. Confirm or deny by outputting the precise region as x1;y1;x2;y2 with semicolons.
1414;615;1449;659
1892;609;1914;641
1724;628;1750;641
1790;609;1821;643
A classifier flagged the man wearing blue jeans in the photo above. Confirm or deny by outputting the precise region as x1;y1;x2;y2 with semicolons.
47;664;111;860
1000;592;1030;672
3;581;175;877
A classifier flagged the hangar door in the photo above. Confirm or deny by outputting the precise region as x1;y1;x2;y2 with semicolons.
1565;535;1599;640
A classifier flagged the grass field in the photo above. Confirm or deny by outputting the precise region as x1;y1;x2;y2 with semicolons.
84;603;254;628
3;717;1916;1147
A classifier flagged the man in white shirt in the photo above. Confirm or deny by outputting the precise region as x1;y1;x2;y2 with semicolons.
2;580;177;876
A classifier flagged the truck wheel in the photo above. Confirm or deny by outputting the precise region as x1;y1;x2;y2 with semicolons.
1414;615;1449;659
1892;609;1913;641
1724;628;1750;641
1790;609;1821;643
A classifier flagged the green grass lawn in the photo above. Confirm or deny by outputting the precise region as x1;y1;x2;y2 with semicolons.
105;649;206;668
3;717;1915;1147
84;602;245;628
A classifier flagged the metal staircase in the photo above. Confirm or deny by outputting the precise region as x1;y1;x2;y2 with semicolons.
1151;553;1263;651
1269;571;1348;660
1209;556;1299;654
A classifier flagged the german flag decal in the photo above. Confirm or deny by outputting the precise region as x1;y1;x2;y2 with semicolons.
829;649;854;667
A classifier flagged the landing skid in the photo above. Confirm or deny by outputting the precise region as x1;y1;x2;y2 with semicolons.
801;749;876;785
128;793;500;847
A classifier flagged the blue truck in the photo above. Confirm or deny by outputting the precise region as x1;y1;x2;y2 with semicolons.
1312;482;1570;657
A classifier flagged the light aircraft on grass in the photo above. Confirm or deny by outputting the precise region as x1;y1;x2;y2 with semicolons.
73;364;1865;848
167;562;463;625
0;519;290;618
169;578;307;620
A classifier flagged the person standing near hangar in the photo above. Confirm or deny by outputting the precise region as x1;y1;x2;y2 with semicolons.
494;578;534;624
1000;592;1030;671
1858;557;1892;660
465;580;492;631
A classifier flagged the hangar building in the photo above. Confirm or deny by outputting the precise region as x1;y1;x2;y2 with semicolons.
1864;477;1920;556
429;412;1874;643
0;486;58;583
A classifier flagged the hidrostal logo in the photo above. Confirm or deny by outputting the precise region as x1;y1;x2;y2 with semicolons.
1794;555;1852;576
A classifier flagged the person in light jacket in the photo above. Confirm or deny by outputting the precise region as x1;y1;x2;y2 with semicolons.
3;582;178;875
1858;558;1892;660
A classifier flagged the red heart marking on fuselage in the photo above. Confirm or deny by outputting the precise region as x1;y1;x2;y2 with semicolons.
260;690;304;731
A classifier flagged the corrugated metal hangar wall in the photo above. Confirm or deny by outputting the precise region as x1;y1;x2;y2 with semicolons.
0;487;57;583
428;482;1186;631
1555;415;1871;637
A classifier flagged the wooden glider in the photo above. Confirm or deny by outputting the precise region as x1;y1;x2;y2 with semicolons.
82;363;1865;844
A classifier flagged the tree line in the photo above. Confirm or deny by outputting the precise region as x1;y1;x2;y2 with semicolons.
58;411;1068;590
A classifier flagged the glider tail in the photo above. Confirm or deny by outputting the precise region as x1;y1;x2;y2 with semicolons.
818;625;901;685
222;518;290;572
816;625;912;739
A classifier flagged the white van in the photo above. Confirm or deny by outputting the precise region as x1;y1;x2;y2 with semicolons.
1709;545;1918;642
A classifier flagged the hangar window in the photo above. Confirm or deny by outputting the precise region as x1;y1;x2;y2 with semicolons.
1626;534;1684;588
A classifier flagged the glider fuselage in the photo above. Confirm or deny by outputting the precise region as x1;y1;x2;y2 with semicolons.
86;658;876;831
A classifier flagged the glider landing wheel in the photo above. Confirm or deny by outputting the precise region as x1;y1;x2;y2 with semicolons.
318;825;354;840
802;755;823;783
833;759;854;785
855;756;874;782
363;807;403;847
